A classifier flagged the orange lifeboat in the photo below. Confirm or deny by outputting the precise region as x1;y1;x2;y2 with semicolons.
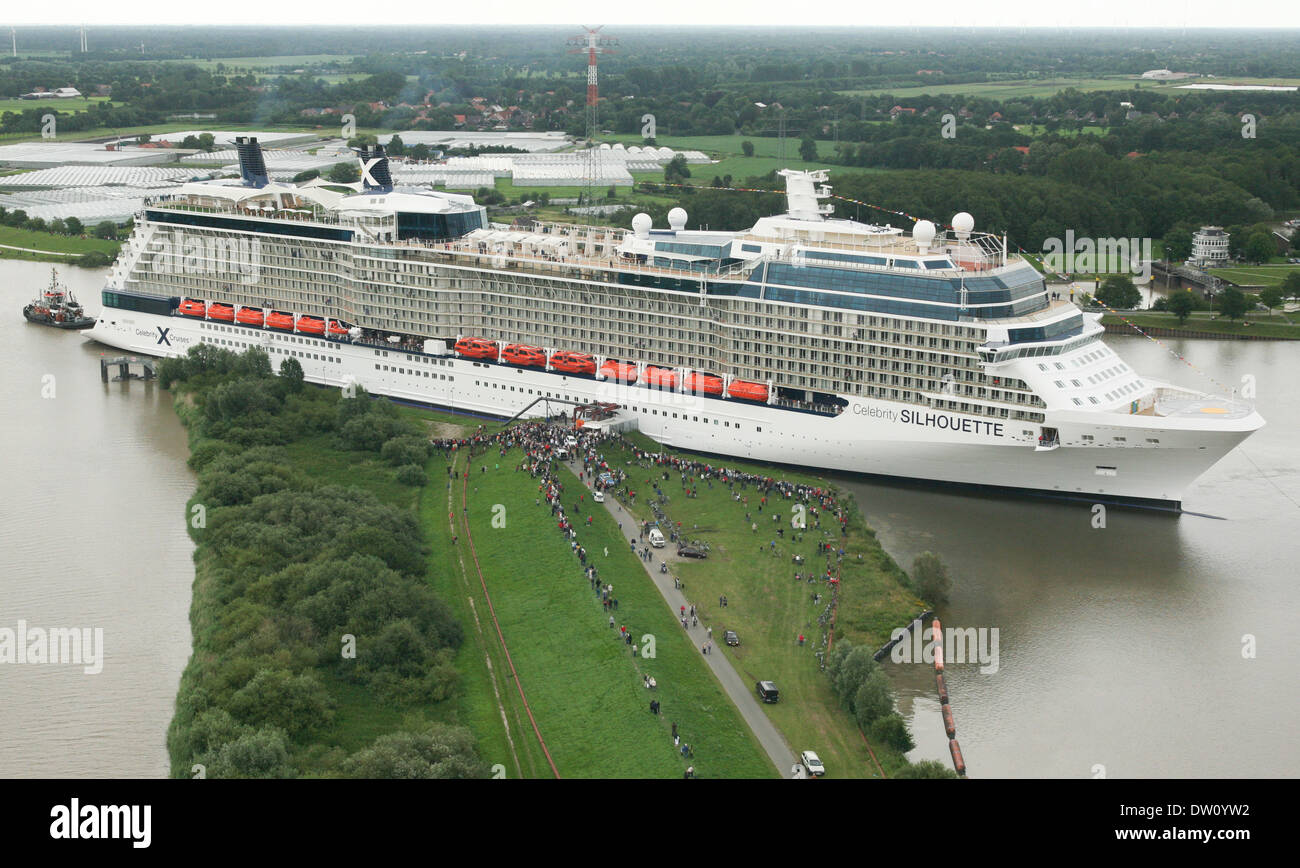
236;306;264;327
727;379;769;402
549;350;596;375
208;303;235;322
179;299;207;318
296;315;326;336
454;337;499;360
600;359;638;383
641;366;678;390
266;311;294;331
502;343;546;368
327;319;352;338
684;372;724;396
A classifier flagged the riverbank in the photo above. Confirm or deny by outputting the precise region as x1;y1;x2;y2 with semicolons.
1102;312;1300;340
160;350;491;778
0;225;120;265
591;432;935;778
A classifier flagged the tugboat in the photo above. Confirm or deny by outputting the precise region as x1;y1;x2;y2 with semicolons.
23;268;95;329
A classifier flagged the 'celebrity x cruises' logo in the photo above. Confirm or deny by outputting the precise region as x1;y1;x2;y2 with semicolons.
156;327;171;346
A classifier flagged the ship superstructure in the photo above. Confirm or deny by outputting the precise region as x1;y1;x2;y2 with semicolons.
86;138;1263;508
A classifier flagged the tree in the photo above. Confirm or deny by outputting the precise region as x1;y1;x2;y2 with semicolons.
912;551;952;604
1217;286;1250;321
180;134;201;150
741;140;755;157
93;221;118;240
1282;271;1300;299
852;670;895;728
278;356;304;392
799;136;818;162
342;726;487;779
77;251;111;268
387;134;405;156
1161;227;1192;262
1259;285;1285;315
327;161;360;183
895;759;959;779
664;154;691;185
870;713;915;753
291;169;320;183
63;216;84;236
1245;231;1275;264
1095;275;1142;310
1167;290;1196;324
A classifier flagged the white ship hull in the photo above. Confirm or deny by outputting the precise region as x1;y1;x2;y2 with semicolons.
87;311;1259;509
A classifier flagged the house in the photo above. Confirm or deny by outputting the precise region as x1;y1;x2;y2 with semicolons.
889;105;916;119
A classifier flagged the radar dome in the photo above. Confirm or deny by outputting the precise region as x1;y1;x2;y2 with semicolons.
612;142;626;151
913;219;937;252
667;207;688;230
628;146;642;156
632;212;652;238
657;146;674;159
599;142;611;150
952;212;975;240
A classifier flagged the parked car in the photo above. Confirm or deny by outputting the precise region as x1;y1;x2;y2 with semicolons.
677;545;707;559
724;630;740;646
592;489;604;503
800;750;825;777
756;680;779;703
648;527;666;548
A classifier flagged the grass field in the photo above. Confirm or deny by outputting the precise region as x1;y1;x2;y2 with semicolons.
602;133;862;182
0;96;112;114
0;224;120;264
425;444;775;778
601;433;923;778
1103;311;1300;339
837;77;1139;101
1208;264;1300;288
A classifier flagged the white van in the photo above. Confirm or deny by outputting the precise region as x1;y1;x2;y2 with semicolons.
593;489;605;503
648;528;666;548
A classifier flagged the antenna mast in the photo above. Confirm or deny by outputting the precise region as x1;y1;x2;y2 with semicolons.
567;26;616;210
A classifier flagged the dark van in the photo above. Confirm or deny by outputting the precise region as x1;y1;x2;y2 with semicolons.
756;680;779;703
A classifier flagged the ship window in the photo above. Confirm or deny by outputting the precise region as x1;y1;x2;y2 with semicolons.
693;417;698;422
1072;398;1082;406
1113;436;1127;442
672;413;678;419
756;427;762;432
1082;435;1094;441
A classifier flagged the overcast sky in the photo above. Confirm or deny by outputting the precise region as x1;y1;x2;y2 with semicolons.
6;1;1300;29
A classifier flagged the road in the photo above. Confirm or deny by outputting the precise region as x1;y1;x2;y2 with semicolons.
565;457;798;778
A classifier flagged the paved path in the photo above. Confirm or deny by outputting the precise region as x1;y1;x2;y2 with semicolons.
0;243;75;256
564;458;797;777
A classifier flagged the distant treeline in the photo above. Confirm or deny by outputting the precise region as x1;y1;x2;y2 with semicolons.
161;344;487;778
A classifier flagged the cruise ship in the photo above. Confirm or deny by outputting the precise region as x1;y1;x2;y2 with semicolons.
86;138;1263;509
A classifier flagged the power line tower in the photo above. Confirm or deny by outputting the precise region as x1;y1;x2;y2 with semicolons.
567;26;616;209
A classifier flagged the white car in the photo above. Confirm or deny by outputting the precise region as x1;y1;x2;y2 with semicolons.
800;751;825;777
593;490;605;503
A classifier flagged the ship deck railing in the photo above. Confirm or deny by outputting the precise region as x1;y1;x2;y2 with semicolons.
392;237;757;284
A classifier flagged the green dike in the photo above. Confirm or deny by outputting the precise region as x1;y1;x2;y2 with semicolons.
450;446;774;778
602;432;923;778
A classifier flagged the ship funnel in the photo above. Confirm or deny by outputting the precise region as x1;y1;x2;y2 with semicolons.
357;144;394;192
234;136;270;188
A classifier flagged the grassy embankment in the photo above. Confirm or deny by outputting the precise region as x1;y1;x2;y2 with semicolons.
422;441;774;778
597;432;925;778
0;225;120;264
1101;311;1300;339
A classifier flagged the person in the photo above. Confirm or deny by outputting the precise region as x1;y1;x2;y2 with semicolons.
684;766;694;779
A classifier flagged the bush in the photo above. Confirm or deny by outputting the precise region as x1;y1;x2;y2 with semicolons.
381;435;432;467
76;251;112;268
396;463;427;486
895;759;958;779
869;713;915;753
912;551;952;604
